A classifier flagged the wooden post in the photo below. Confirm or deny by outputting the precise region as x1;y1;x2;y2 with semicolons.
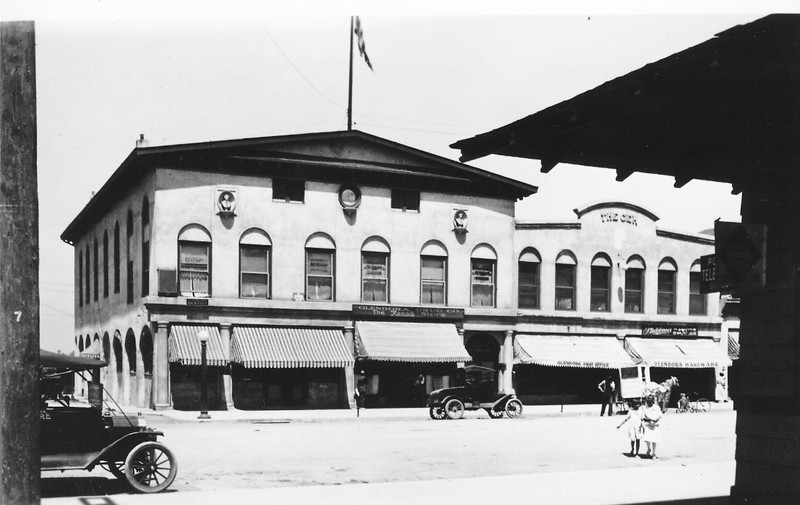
0;21;40;505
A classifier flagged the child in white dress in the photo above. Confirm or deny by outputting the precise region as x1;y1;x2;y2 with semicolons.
616;399;643;456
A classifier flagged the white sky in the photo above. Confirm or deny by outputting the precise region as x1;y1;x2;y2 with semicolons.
2;1;796;351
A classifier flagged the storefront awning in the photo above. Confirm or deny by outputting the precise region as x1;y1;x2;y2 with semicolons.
231;327;354;369
80;339;103;360
515;334;638;369
168;324;227;366
355;322;471;363
625;337;731;368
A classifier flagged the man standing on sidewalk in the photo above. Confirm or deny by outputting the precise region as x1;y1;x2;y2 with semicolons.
598;375;616;416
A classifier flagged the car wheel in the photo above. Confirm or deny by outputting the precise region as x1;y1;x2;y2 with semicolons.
124;441;178;493
429;406;446;420
444;398;465;420
486;408;503;419
505;399;523;419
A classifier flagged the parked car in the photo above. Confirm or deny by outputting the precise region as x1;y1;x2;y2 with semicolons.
39;349;178;493
426;365;523;420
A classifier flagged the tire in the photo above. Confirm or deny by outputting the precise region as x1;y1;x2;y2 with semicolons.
429;406;446;420
124;441;178;493
697;398;710;413
486;408;503;419
444;398;465;420
505;399;523;419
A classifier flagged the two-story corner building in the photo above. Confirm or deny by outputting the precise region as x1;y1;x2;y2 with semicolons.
512;202;729;405
63;130;537;411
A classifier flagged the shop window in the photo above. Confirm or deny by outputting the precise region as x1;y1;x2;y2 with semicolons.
391;189;420;211
658;259;677;314
518;249;540;309
590;255;611;312
306;249;334;301
689;262;707;315
555;251;577;310
624;257;645;313
362;252;389;302
273;178;305;203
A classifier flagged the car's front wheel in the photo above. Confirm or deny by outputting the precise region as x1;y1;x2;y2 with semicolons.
505;399;523;419
444;398;465;420
124;441;178;493
429;406;446;420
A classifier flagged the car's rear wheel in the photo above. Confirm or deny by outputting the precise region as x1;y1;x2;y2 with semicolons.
429;406;446;420
444;398;465;420
124;441;178;493
486;408;503;419
505;399;523;419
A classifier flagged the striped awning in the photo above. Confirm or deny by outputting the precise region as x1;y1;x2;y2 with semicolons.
625;337;731;369
355;321;471;363
515;334;638;369
80;339;103;360
231;327;354;369
168;325;227;366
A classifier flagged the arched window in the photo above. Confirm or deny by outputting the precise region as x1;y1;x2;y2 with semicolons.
140;327;154;375
305;233;335;301
421;241;447;305
178;225;212;297
125;329;137;375
690;260;707;315
471;244;497;307
103;231;109;298
591;254;612;312
141;196;150;296
625;256;646;313
361;237;390;303
658;258;678;314
519;248;541;309
240;229;271;299
555;251;577;310
113;222;120;294
126;210;134;303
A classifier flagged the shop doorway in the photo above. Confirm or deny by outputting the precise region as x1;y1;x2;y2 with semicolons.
465;333;500;369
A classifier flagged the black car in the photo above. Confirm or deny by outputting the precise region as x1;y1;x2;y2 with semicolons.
426;365;523;420
40;350;177;493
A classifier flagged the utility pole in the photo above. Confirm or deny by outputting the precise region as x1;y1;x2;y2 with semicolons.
0;21;40;505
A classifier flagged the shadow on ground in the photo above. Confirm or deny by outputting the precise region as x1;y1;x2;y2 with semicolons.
41;476;129;498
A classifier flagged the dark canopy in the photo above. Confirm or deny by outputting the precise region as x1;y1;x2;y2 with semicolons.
40;349;106;370
451;15;800;192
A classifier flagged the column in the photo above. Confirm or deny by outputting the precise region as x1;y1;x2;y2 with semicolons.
501;331;515;394
344;325;356;409
219;323;234;410
153;321;171;410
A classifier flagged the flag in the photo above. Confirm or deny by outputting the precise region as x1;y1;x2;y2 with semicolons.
354;16;373;70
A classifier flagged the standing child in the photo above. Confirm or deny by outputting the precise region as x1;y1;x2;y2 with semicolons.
616;399;643;456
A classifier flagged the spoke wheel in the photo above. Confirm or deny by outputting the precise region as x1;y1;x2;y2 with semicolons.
505;399;523;419
124;441;178;493
429;406;446;420
101;460;126;480
697;398;710;413
486;408;503;419
444;398;465;420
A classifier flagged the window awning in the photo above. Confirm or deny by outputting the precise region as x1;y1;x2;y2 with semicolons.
355;322;471;363
231;327;354;369
80;339;103;360
168;325;227;366
515;334;638;369
625;337;731;369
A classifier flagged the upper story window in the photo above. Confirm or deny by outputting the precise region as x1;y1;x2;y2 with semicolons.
93;238;99;301
240;229;271;299
658;259;677;314
518;248;541;309
590;254;612;312
141;196;150;296
126;210;134;304
471;244;497;307
305;233;335;301
624;256;646;313
113;222;120;294
273;178;305;203
555;251;577;311
78;250;84;308
689;260;707;315
421;241;448;305
85;244;91;305
361;237;390;303
391;189;420;212
102;231;109;298
178;224;212;298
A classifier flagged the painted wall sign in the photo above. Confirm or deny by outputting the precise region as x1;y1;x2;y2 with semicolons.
600;212;638;226
641;326;698;336
353;304;464;320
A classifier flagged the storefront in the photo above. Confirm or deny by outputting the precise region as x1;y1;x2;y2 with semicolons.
513;334;638;404
167;324;227;410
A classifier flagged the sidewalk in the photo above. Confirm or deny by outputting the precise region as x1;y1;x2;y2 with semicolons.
42;461;735;505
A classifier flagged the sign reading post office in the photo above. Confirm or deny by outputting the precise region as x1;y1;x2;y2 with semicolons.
712;221;766;292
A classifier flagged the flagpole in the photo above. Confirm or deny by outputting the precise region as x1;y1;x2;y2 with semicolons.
347;16;354;131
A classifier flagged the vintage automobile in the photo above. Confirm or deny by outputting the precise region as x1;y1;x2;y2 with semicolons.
426;365;523;420
40;349;178;493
